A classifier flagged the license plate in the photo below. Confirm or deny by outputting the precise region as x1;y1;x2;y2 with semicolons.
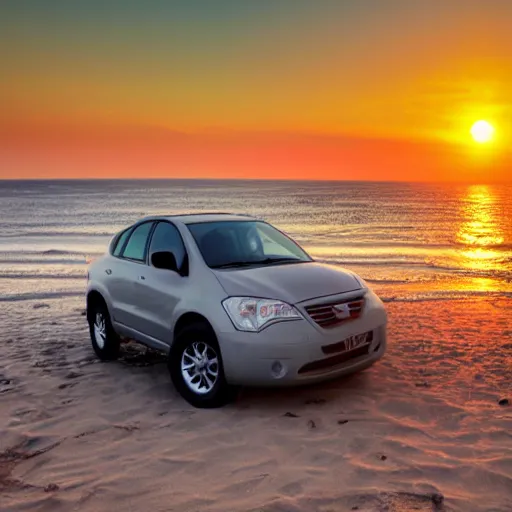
343;332;370;351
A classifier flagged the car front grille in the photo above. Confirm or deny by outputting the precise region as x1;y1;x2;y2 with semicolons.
297;344;371;375
304;294;365;328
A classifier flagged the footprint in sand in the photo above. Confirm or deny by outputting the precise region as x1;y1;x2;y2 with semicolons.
65;371;83;380
58;382;77;390
0;375;14;393
305;398;326;405
33;303;50;310
279;480;304;496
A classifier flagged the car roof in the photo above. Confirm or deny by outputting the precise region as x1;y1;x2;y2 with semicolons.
137;212;259;225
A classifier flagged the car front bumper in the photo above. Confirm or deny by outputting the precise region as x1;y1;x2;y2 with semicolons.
218;290;387;387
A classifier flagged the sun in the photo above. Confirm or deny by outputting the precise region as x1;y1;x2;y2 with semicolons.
470;120;494;144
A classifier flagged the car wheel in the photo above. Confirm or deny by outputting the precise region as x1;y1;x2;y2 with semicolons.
87;299;120;360
169;323;235;408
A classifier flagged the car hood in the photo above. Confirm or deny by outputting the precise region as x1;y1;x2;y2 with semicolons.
213;261;363;304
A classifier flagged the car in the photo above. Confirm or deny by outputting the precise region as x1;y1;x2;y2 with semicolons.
86;213;388;408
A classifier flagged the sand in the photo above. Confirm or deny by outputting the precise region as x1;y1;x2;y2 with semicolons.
1;295;511;512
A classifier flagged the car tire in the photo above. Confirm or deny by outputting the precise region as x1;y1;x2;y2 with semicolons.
87;298;121;360
169;323;236;408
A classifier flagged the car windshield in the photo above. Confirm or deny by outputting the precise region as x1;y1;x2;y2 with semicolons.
187;220;313;269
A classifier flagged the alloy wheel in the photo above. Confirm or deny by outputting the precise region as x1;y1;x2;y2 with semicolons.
180;341;219;394
94;311;106;349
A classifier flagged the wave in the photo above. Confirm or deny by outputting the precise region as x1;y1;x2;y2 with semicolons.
422;262;512;280
0;273;86;279
42;249;87;256
0;249;100;256
316;258;429;267
317;258;512;279
2;289;509;305
0;291;84;302
0;231;114;238
364;278;414;285
1;257;510;282
0;260;89;267
381;290;512;302
0;249;103;264
423;260;511;273
2;228;512;250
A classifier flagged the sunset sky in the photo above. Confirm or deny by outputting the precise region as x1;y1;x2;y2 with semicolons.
1;0;512;181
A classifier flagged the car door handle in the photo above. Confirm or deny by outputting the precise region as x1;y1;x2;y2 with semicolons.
105;269;112;275
138;275;146;281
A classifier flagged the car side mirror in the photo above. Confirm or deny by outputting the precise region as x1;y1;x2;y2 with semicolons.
151;251;178;272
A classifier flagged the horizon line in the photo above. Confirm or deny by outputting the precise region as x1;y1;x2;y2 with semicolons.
1;177;508;185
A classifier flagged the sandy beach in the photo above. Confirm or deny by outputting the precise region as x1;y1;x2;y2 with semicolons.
1;293;510;512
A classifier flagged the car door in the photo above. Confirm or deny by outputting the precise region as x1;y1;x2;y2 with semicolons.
103;226;132;321
109;220;155;328
132;221;189;343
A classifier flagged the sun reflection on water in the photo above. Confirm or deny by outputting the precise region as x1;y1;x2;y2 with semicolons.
456;185;505;272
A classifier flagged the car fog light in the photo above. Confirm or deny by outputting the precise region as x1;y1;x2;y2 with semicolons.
271;360;287;379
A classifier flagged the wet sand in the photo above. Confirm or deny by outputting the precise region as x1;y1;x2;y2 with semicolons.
1;296;511;512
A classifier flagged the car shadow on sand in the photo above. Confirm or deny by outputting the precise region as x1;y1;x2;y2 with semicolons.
115;339;379;414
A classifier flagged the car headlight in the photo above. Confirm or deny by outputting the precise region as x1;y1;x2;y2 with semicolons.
222;297;303;332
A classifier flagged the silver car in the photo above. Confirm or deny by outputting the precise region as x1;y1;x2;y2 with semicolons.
86;213;387;408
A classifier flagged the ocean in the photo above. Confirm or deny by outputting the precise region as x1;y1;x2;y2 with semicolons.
1;179;511;303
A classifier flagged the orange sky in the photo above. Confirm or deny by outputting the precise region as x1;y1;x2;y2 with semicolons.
1;1;512;181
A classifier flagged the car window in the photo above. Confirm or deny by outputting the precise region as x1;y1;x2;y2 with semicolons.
255;224;306;258
112;228;132;257
187;220;311;268
148;222;187;269
121;222;153;262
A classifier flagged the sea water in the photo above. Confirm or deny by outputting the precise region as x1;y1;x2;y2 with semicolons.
1;179;511;303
